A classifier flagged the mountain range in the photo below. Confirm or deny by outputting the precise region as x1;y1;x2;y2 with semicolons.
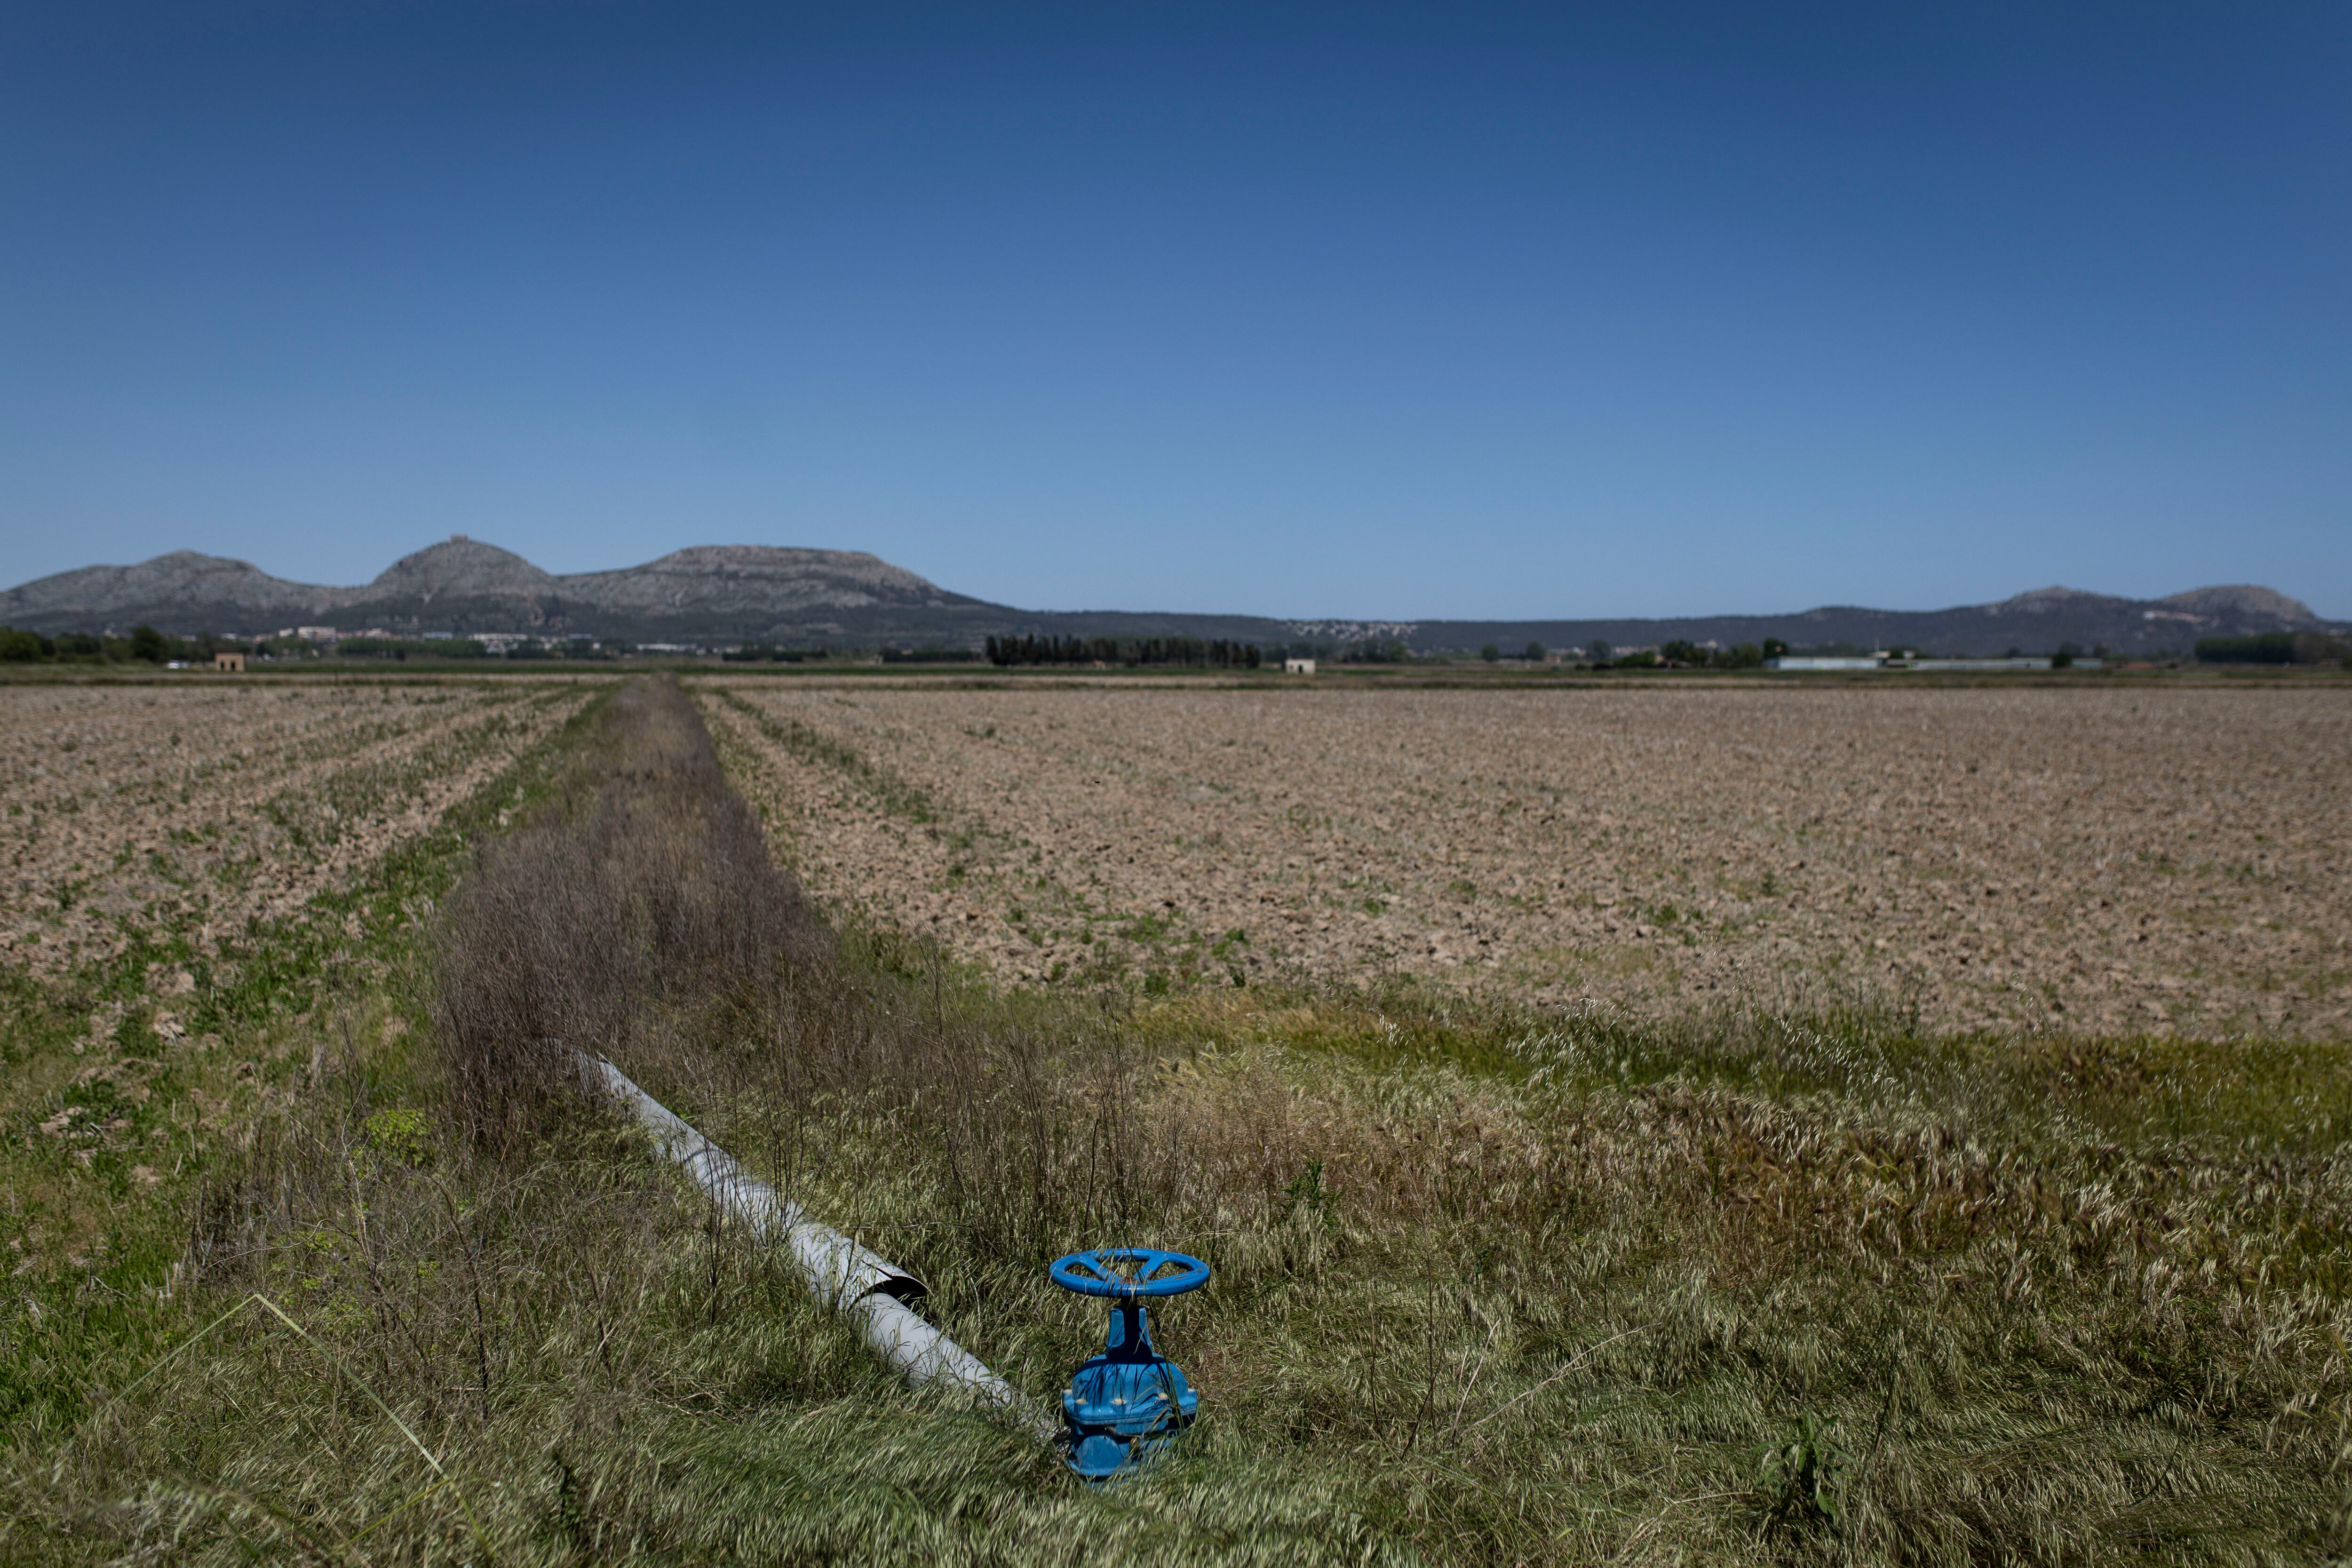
0;537;2338;657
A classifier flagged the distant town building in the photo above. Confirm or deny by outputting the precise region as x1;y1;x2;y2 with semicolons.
212;651;246;672
1284;658;1317;675
297;625;339;643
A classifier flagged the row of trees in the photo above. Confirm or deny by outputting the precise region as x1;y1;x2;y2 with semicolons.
721;645;830;663
985;635;1263;668
335;636;629;661
879;647;982;664
0;626;644;664
1659;640;1769;669
2197;633;2351;666
0;625;236;663
42;624;2322;671
1268;640;1412;664
1570;639;1779;669
1472;638;1782;669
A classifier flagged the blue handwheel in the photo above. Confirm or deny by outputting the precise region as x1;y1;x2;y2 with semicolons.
1050;1247;1211;1299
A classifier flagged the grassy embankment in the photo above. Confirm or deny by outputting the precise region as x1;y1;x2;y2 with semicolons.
1;683;595;1424
1;683;608;1550
13;675;2352;1564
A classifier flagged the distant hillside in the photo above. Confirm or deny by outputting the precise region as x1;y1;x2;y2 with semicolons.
0;538;2336;656
0;551;345;627
1402;585;2343;661
0;538;990;644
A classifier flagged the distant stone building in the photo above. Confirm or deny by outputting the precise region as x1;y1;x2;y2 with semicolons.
1284;657;1316;675
212;651;246;672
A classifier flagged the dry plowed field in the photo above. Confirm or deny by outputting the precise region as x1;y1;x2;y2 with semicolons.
710;682;2351;1039
2;680;593;984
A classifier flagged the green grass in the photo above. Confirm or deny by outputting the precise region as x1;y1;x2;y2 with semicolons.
0;685;610;1449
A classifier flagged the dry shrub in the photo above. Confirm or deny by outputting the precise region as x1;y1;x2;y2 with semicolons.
430;674;1168;1320
435;676;826;1152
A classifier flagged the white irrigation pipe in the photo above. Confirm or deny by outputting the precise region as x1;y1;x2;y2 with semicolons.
582;1055;1053;1442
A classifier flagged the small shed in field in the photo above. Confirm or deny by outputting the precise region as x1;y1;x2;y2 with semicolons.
1284;658;1316;675
212;651;246;672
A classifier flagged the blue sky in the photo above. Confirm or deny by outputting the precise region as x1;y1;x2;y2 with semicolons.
2;2;2346;619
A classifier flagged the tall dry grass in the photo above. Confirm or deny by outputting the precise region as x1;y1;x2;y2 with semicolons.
432;675;824;1152
429;677;1162;1269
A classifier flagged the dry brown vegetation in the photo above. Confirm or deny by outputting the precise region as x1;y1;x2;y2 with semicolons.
706;682;2352;1037
433;677;827;1152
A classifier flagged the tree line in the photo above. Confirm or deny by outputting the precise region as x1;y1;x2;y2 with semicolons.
0;626;635;664
985;635;1263;668
0;625;238;664
2196;633;2350;666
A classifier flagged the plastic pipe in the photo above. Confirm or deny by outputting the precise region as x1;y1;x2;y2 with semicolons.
584;1055;1051;1440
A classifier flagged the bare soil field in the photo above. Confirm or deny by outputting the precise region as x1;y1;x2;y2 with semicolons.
1;680;593;982
1;677;594;1287
708;682;2352;1038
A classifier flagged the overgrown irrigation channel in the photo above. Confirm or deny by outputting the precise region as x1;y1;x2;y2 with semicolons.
15;674;2352;1564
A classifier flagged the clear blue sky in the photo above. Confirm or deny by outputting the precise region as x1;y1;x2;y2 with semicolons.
2;2;2346;620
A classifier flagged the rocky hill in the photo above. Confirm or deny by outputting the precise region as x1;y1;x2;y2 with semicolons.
0;537;988;644
0;550;344;627
0;537;2336;655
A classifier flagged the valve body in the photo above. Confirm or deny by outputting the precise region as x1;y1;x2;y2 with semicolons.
1062;1298;1199;1479
1049;1248;1209;1480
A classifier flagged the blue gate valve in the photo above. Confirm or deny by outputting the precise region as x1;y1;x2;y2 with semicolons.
1049;1247;1209;1480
